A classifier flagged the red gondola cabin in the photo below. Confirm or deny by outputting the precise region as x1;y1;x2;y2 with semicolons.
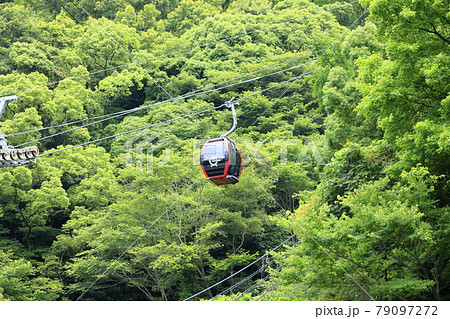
200;136;242;186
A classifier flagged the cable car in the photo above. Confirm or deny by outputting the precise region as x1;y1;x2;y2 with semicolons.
200;136;242;185
200;98;243;186
0;96;39;168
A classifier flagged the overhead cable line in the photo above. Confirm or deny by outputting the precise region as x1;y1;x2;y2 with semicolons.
211;240;298;300
236;69;318;102
35;69;319;158
183;234;296;301
232;241;300;300
0;1;357;99
7;52;317;139
3;0;354;138
237;274;272;300
14;61;318;148
212;262;274;300
46;67;318;301
253;284;277;301
68;73;312;300
250;175;375;301
65;1;361;301
36;103;224;158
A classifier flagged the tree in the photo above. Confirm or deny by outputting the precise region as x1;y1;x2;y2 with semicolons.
76;17;141;84
167;0;220;35
0;4;42;48
0;250;63;300
260;0;450;302
7;0;445;302
269;166;448;300
315;141;386;217
357;0;449;140
227;0;272;15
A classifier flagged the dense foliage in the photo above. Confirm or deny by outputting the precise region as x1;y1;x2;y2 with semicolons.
0;0;448;301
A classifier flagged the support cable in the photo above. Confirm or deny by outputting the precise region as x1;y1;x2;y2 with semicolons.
30;70;319;157
11;59;317;146
183;234;296;301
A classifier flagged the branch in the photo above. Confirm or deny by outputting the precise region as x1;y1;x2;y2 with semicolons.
398;243;430;279
417;23;450;45
328;248;377;279
236;232;246;252
387;251;428;280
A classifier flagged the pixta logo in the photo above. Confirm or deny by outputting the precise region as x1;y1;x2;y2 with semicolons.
193;138;325;167
243;138;325;166
126;134;325;175
126;130;172;175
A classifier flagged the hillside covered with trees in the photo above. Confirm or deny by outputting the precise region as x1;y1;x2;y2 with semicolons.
0;0;449;301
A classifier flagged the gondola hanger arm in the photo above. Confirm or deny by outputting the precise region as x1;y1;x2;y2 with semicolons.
0;95;17;148
219;97;239;138
0;95;17;123
0;95;39;168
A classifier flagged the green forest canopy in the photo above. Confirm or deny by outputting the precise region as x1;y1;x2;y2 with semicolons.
0;0;449;301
